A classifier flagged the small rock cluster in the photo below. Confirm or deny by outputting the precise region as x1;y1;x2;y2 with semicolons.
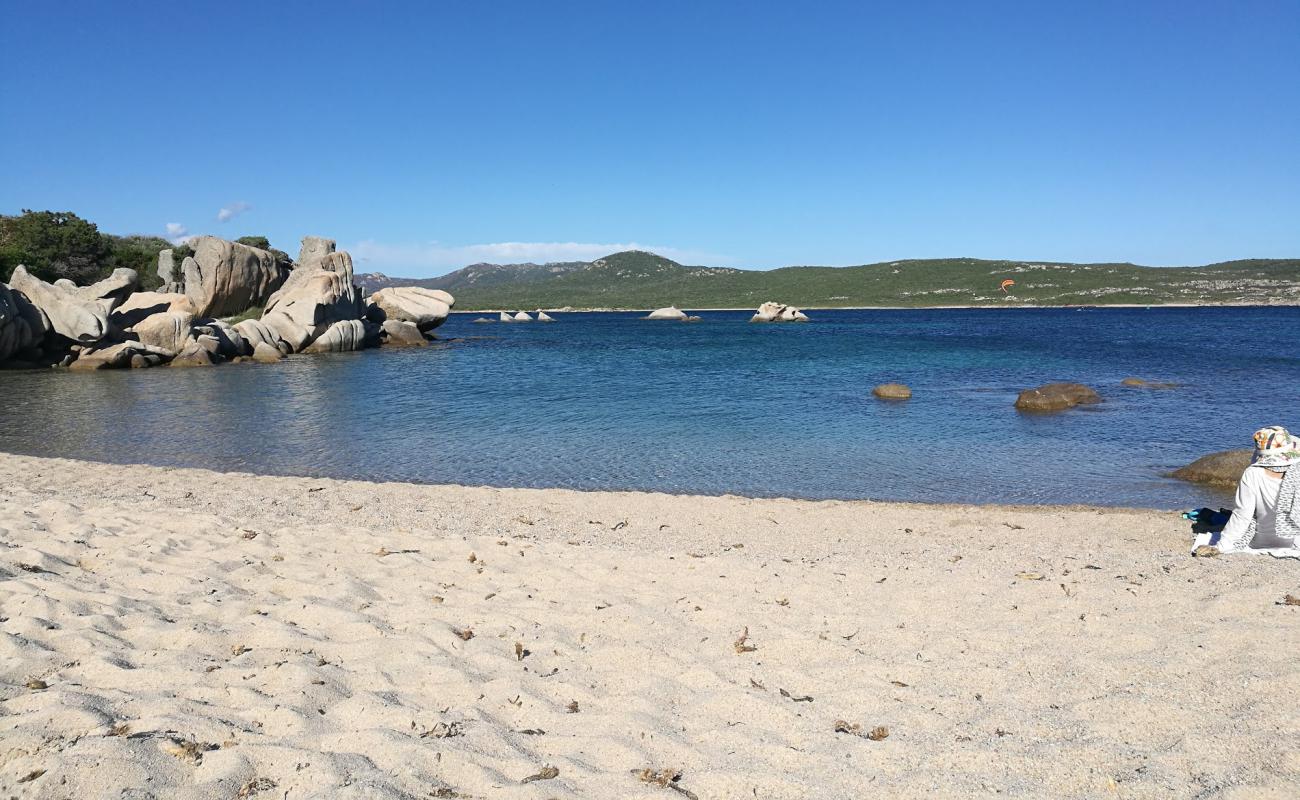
0;236;454;371
750;302;809;323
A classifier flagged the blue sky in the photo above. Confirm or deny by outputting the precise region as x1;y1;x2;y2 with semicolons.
2;1;1297;275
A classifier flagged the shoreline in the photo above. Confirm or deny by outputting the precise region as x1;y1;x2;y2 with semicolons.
452;302;1300;314
4;452;1299;798
0;450;1205;513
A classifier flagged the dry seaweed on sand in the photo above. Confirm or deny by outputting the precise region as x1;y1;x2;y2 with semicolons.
565;700;580;713
162;737;218;763
25;678;48;690
834;720;888;740
420;721;465;739
1279;594;1300;606
779;687;814;702
520;765;559;783
453;627;475;640
634;768;699;799
236;777;277;798
733;627;757;653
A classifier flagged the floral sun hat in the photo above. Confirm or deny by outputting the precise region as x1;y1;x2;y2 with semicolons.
1251;426;1300;469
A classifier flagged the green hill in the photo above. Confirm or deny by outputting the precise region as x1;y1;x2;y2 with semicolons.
358;251;1300;310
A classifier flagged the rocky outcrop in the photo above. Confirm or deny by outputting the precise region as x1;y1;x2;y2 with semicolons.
537;311;555;322
750;302;809;323
261;248;365;352
366;287;454;331
170;340;215;368
8;265;138;343
872;383;912;400
1171;450;1253;486
645;306;688;320
180;236;291;318
1014;383;1102;412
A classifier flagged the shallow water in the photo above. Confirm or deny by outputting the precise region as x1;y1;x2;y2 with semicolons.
3;306;1297;507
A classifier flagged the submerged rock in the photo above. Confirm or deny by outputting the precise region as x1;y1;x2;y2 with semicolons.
1121;377;1180;389
645;306;688;320
872;383;912;400
1014;382;1102;412
1171;450;1253;486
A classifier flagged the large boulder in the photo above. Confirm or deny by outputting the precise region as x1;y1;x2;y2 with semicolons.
261;250;365;352
381;319;427;346
180;236;290;318
366;287;454;331
0;282;47;361
645;306;688;320
1014;383;1102;412
251;342;283;363
872;383;912;400
1171;450;1253;487
128;310;195;354
750;301;809;323
192;320;251;358
7;265;138;343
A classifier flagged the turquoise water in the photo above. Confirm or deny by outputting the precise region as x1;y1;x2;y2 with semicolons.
3;307;1297;508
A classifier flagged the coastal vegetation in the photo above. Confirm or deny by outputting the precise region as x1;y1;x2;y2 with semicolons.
360;249;1300;310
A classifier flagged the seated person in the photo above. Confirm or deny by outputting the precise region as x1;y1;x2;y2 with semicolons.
1208;426;1300;556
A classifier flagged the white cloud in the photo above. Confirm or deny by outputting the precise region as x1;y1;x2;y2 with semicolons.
346;240;732;276
216;201;251;223
164;222;193;245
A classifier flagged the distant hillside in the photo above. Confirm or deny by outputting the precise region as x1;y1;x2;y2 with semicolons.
356;250;1300;310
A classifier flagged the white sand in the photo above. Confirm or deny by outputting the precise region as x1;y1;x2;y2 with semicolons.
2;453;1298;799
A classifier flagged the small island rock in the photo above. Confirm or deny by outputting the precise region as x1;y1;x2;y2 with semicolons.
750;301;809;323
1014;382;1102;412
645;306;688;320
873;383;912;400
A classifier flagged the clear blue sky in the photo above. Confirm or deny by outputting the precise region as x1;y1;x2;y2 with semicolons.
2;0;1297;275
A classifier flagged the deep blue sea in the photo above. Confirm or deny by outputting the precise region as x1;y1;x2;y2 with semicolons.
3;307;1297;508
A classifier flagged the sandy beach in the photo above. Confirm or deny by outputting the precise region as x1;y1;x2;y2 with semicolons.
2;453;1298;799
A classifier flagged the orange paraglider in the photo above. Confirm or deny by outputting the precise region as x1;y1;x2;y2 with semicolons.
1000;279;1016;293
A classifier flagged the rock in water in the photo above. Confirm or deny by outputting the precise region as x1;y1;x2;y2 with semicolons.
181;236;291;318
1121;377;1180;389
170;340;215;367
537;311;555;322
1171;450;1253;486
513;311;534;322
68;341;173;371
499;311;513;322
251;342;283;363
366;287;454;331
645;306;688;320
873;383;912;400
381;319;427;346
261;250;365;352
1014;383;1102;412
750;301;809;322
